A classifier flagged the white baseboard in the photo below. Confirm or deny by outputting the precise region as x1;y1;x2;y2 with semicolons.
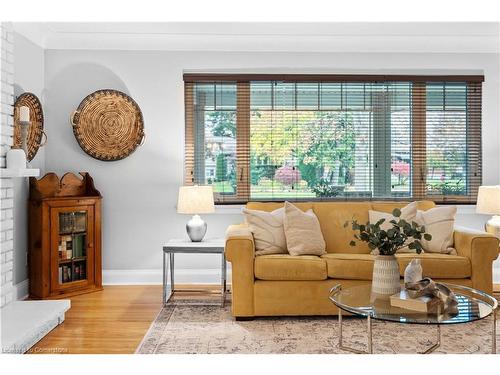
13;279;29;301
102;268;232;285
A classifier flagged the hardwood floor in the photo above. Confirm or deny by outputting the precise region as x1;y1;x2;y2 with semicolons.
28;285;163;354
28;285;499;354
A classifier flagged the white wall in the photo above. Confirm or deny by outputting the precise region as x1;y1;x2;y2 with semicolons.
40;49;500;283
12;32;45;285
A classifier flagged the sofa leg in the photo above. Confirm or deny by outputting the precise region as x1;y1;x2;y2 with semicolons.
235;316;254;321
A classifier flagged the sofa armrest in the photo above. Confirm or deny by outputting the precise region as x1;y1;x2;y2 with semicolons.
225;224;255;260
225;224;255;317
454;226;499;294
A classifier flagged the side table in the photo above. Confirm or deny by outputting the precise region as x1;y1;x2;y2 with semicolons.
162;238;226;307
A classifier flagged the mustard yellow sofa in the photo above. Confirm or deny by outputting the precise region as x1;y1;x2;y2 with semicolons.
225;201;499;318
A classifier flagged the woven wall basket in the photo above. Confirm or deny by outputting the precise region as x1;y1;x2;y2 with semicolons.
71;89;145;161
14;92;46;161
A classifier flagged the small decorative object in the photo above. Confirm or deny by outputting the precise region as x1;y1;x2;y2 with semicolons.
405;277;459;314
70;89;145;161
346;207;432;296
476;185;500;239
6;148;27;169
177;185;215;242
13;93;46;161
18;106;30;153
404;258;423;284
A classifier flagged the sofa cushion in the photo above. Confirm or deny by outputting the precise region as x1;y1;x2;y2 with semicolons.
254;254;327;281
322;253;471;280
312;202;372;254
322;253;375;280
396;253;470;278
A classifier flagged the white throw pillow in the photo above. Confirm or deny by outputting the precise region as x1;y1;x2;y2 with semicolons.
368;202;418;254
242;207;287;256
283;201;326;256
415;206;457;255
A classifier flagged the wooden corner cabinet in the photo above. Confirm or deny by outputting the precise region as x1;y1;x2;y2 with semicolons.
29;172;103;299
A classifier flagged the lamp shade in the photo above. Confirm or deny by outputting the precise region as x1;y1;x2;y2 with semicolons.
476;185;500;215
177;185;215;214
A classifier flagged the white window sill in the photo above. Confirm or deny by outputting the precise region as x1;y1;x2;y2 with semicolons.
211;203;477;215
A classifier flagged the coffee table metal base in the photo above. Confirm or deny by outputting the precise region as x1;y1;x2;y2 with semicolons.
337;309;497;354
339;309;441;354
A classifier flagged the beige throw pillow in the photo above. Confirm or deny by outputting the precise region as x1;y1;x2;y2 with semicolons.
368;201;418;231
283;201;326;256
415;206;457;255
368;202;418;254
242;207;287;256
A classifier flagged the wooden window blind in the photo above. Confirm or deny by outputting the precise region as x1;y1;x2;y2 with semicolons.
184;74;483;204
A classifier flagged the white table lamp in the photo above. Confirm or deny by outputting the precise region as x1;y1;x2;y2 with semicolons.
177;185;215;242
476;185;500;238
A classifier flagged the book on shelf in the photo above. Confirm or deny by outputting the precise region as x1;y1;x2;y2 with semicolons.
62;265;71;283
74;265;80;280
73;233;86;258
80;262;86;279
390;289;440;313
74;212;86;232
59;245;65;260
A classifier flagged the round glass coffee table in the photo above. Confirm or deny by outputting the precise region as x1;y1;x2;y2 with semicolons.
329;283;498;354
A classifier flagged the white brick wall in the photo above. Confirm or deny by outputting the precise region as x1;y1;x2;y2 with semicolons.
0;22;15;307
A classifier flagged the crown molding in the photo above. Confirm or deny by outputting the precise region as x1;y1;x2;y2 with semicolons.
12;22;500;53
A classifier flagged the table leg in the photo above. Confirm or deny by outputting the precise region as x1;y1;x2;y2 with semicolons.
420;324;441;354
338;309;371;354
169;252;175;298
162;251;166;306
493;308;497;354
221;253;226;307
367;316;373;354
338;309;343;348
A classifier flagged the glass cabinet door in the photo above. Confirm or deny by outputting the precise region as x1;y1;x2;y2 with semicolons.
51;205;94;291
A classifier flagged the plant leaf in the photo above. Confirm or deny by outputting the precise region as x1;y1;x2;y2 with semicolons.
392;208;401;217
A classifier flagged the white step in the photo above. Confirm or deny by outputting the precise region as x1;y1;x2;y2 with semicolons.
1;300;70;354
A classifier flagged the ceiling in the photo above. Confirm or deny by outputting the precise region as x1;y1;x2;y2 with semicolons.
13;22;500;53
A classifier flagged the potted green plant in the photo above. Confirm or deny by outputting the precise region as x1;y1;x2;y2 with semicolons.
345;208;432;295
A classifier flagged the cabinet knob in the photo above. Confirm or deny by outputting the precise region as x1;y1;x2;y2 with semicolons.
88;243;93;248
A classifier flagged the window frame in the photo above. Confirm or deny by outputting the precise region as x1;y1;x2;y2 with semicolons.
184;74;483;205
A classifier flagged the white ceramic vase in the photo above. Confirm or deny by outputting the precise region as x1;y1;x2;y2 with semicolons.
372;255;401;295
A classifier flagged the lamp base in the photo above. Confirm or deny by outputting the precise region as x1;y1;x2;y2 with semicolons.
485;215;500;239
186;214;207;242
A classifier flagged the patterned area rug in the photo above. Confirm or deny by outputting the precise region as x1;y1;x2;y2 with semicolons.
136;300;498;354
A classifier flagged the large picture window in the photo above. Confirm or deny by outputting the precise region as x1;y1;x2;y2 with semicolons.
184;74;483;204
